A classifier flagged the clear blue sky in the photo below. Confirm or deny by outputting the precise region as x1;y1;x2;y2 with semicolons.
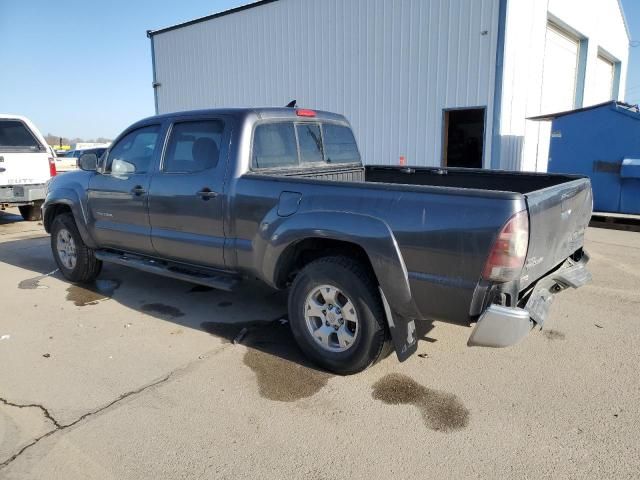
1;0;639;140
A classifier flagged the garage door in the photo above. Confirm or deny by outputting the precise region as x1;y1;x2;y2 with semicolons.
540;23;580;113
593;55;615;103
534;23;580;171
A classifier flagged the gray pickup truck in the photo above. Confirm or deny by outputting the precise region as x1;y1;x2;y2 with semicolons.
43;107;592;374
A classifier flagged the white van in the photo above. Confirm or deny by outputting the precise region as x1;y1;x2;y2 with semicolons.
0;114;56;220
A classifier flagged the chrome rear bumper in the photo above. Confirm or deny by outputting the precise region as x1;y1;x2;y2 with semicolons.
468;256;591;348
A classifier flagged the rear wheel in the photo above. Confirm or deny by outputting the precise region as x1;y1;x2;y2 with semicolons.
288;256;390;375
50;213;102;283
19;201;43;221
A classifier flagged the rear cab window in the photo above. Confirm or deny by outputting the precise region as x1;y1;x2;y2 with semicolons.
322;124;360;164
253;123;298;169
252;121;360;170
296;124;323;164
0;120;44;152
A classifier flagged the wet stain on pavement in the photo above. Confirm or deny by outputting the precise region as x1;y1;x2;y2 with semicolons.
543;329;566;341
200;317;332;402
189;285;214;293
66;279;121;306
372;373;469;432
218;301;233;308
18;269;59;290
244;349;331;402
141;303;185;318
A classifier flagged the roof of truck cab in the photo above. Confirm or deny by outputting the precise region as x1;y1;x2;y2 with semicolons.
131;107;349;127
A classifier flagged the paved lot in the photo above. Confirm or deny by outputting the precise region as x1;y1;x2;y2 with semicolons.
1;207;639;479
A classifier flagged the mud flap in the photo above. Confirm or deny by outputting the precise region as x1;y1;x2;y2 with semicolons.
379;288;418;362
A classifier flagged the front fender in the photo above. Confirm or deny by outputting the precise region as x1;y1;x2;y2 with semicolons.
259;211;420;361
43;187;97;249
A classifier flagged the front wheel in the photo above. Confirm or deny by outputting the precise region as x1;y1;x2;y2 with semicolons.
288;256;390;375
50;213;102;283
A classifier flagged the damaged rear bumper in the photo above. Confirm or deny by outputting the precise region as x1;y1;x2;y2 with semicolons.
468;255;592;348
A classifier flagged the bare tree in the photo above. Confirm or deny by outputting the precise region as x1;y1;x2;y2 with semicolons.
44;133;112;146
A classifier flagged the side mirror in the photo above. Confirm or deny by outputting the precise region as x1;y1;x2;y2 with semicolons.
78;153;98;171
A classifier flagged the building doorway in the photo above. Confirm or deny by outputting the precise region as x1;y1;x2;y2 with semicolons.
442;108;485;168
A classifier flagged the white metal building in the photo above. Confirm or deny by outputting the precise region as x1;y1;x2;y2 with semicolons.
148;0;629;171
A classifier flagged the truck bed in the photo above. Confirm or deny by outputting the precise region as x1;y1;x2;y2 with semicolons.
265;163;583;195
364;165;583;194
253;163;592;293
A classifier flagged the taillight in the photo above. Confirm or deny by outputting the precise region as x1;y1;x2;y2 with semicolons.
296;109;316;117
48;157;57;177
483;210;529;283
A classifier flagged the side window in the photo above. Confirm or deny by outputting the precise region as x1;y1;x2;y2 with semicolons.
163;120;225;173
296;123;323;164
107;125;160;175
252;122;298;169
322;124;360;164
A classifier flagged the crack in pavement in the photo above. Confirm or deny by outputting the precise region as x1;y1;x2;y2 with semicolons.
0;344;231;470
0;372;173;469
0;397;62;429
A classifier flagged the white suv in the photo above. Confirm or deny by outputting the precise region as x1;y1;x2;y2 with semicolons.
0;114;56;220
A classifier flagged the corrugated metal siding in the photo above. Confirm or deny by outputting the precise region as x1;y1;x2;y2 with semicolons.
153;0;500;167
498;0;629;172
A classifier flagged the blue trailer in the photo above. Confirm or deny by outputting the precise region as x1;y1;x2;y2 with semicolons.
530;101;640;215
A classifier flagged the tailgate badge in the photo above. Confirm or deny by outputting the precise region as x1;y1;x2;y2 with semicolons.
525;257;543;269
561;208;572;219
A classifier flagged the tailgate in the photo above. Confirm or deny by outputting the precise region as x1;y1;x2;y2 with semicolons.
0;151;51;186
521;178;592;289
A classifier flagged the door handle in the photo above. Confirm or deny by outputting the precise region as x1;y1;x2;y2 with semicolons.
131;185;146;196
197;188;218;200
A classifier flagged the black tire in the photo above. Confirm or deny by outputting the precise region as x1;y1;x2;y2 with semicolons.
19;201;43;221
50;213;102;283
288;256;391;375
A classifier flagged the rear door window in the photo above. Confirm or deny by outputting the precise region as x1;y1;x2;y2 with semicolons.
0;120;43;151
253;123;298;169
163;120;225;173
322;124;360;164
